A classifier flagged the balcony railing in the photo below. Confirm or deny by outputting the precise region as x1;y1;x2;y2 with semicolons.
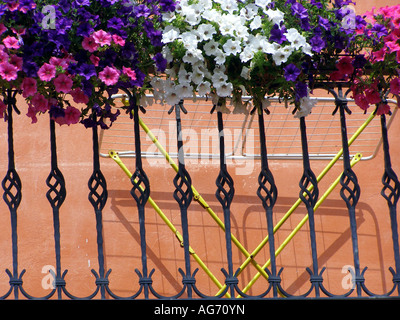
0;83;399;299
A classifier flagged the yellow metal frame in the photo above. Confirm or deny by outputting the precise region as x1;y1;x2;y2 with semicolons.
106;98;375;297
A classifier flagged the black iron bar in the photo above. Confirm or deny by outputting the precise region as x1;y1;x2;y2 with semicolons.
46;117;67;299
172;101;195;298
256;103;279;297
336;85;362;297
380;114;400;296
215;110;236;298
299;116;321;297
2;89;22;299
88;113;109;299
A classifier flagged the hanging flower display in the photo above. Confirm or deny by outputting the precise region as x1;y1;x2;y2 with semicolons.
0;0;176;128
350;5;400;115
153;0;366;117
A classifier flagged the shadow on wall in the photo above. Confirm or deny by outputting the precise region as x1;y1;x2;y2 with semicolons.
104;187;386;296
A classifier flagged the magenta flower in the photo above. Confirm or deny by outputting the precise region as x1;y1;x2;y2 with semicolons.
3;36;20;49
99;66;120;86
26;104;38;124
53;74;73;93
63;106;81;125
122;66;137;80
0;62;18;81
112;34;125;46
82;35;99;53
31;93;49;112
390;77;400;95
92;30;112;47
0;99;6;118
21;77;37;97
38;63;56;81
71;88;89;104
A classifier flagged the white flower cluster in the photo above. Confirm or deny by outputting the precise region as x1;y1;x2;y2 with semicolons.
151;0;314;114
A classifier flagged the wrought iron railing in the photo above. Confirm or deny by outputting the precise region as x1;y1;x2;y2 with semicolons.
0;83;399;299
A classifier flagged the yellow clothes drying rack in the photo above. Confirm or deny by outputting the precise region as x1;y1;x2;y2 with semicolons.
102;96;396;297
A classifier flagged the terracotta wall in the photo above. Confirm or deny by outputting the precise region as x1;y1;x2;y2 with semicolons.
0;1;399;299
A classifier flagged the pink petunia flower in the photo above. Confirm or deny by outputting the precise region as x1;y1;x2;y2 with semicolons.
3;36;20;49
354;92;370;111
53;74;73;93
38;63;56;81
0;51;9;64
377;103;391;115
0;99;6;119
70;88;89;104
0;62;18;81
31;93;49;112
99;66;120;86
21;77;37;98
122;66;137;80
50;56;70;70
371;48;386;62
82;35;99;53
390;77;400;95
365;87;382;105
9;54;22;71
92;30;112;47
112;34;125;46
26;104;38;124
0;24;7;36
90;54;100;66
63;106;81;125
336;56;354;75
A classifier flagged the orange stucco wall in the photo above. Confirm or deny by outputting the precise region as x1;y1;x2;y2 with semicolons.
0;0;399;299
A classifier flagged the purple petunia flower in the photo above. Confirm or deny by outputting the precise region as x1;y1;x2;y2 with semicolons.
371;24;388;38
295;82;308;101
309;35;326;53
153;52;167;72
292;3;308;19
269;24;287;44
78;63;97;80
74;0;90;7
284;63;301;82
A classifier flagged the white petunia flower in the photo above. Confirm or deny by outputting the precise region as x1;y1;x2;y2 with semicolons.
294;96;317;118
240;66;251;80
191;68;205;84
165;88;181;106
196;81;211;96
183;48;203;64
178;65;192;83
176;82;194;98
212;71;228;87
235;24;250;41
196;24;216;41
255;0;272;10
180;31;199;50
286;28;308;50
250;16;262;30
219;0;238;14
181;6;201;26
202;8;223;24
272;45;293;65
204;40;220;56
162;27;180;44
265;9;284;25
240;4;259;20
223;38;242;56
216;82;233;97
240;46;254;63
214;49;226;65
219;19;236;37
